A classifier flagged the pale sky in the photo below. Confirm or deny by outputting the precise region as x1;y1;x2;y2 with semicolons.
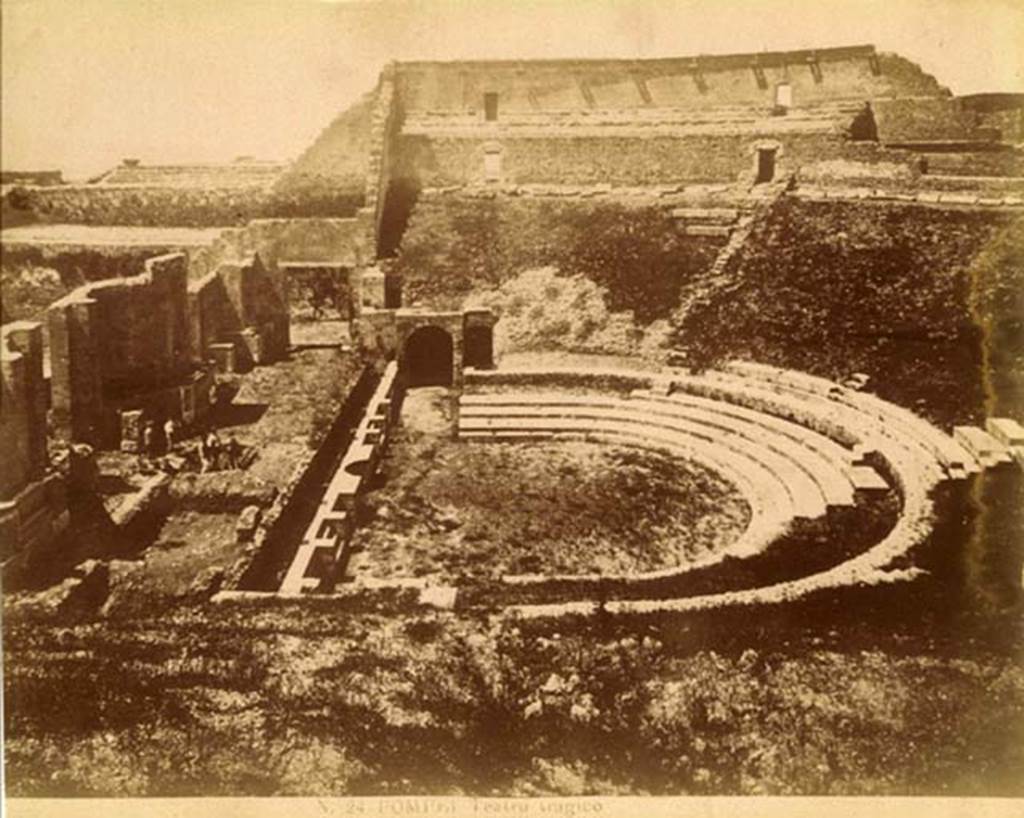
3;0;1023;180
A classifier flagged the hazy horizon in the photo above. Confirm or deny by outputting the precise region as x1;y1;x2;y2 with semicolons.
3;0;1023;181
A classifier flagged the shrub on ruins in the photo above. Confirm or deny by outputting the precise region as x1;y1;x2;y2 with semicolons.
0;263;65;322
395;196;718;326
474;266;640;356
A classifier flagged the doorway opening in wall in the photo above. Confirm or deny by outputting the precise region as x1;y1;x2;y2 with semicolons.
755;148;777;184
463;323;494;369
484;92;499;121
403;326;454;387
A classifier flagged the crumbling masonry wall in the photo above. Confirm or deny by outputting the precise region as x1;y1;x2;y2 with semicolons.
1;321;68;561
49;251;290;445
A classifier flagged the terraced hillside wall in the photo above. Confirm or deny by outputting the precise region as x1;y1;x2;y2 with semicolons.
671;197;1024;426
392;192;724;323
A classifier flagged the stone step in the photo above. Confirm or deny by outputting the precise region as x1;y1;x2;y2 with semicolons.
953;426;1013;468
670;207;740;222
684;225;732;238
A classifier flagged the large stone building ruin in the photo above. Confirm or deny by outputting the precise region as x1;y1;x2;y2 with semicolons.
2;42;1022;614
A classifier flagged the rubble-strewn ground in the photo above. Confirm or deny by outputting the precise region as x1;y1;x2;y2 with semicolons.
3;601;1022;797
350;389;749;581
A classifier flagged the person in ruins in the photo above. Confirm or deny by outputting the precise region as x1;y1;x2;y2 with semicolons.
224;432;243;469
200;428;222;473
164;418;179;452
142;421;157;462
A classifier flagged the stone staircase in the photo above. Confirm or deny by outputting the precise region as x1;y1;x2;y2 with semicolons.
671;180;788;325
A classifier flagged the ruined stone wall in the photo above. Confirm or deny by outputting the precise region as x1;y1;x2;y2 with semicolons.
217;256;290;362
873;98;989;143
1;323;48;499
18;185;363;228
47;253;192;442
188;218;369;282
273;92;376;205
394;48;943;114
399;131;844;187
0;320;68;561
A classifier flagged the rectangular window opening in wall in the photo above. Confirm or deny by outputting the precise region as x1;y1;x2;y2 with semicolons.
756;148;777;184
484;92;499;121
774;82;792;111
484;150;502;183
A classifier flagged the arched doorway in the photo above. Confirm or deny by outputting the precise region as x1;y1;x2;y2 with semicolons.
403;325;454;387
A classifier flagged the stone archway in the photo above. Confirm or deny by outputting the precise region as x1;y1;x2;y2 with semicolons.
402;325;454;387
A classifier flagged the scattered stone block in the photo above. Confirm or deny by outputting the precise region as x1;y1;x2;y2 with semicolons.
236;505;262;543
12;559;110;617
418;585;458;609
939;192;979;206
209;342;237;374
849;465;888;492
685;225;732;238
187;566;225;599
119;409;145;453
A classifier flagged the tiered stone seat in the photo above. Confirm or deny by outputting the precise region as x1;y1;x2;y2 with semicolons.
724;361;979;478
462;362;985;618
460;393;828;518
629;391;858;505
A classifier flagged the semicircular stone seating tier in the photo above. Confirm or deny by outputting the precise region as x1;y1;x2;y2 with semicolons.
457;361;985;618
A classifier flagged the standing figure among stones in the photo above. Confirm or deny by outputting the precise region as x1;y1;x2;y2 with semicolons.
224;432;242;469
142;422;157;462
164;418;179;452
200;428;222;473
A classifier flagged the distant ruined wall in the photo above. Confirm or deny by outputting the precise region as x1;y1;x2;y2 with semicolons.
188;218;370;282
873;98;991;143
393;49;944;114
398;131;845;187
18;185;364;228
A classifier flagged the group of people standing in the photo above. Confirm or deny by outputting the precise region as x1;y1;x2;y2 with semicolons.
139;418;244;473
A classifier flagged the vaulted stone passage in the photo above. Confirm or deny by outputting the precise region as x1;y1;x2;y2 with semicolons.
402;325;454;386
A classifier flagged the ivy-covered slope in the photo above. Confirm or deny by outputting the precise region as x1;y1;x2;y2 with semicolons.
392;195;724;324
671;198;1024;427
